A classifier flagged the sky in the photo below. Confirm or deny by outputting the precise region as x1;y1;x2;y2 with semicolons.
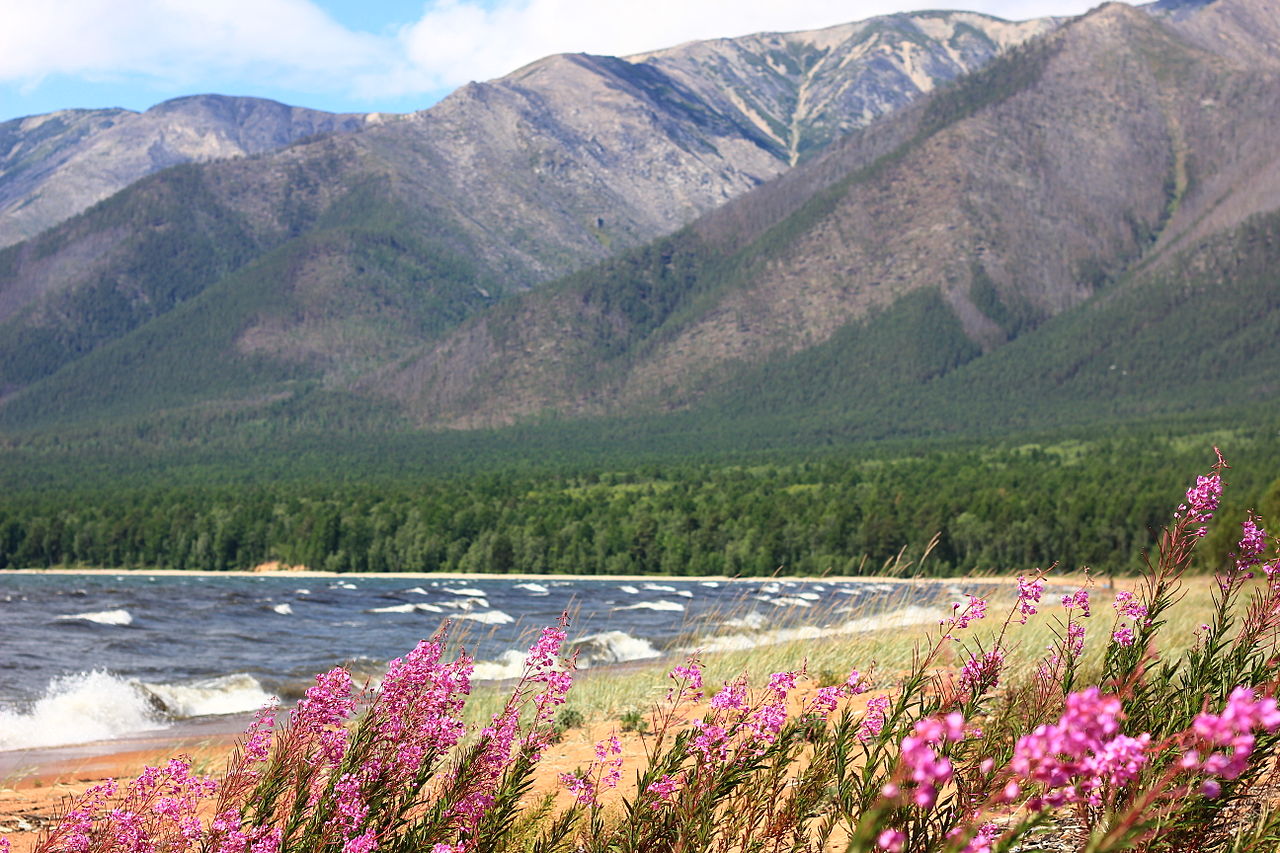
1;0;1118;123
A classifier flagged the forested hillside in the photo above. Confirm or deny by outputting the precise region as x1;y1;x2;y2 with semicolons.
4;429;1278;575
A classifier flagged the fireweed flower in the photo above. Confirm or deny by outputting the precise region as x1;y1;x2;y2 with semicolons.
859;695;891;742
560;735;624;805
959;647;1006;696
1111;626;1135;647
943;595;988;637
1066;623;1086;658
646;773;681;802
1178;471;1223;535
667;659;704;702
1016;576;1045;622
1234;513;1269;576
899;713;967;808
1010;688;1150;807
1112;590;1147;622
948;822;1001;853
1183;687;1280;783
710;679;748;713
1062;589;1091;617
876;828;906;852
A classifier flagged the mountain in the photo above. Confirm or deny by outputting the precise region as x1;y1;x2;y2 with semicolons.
0;10;1053;427
0;95;380;249
361;0;1280;432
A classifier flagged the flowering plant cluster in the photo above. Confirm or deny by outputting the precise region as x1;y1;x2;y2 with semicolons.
33;452;1280;853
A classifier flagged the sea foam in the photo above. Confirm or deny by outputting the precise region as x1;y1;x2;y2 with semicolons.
612;600;685;612
56;608;133;626
457;610;514;625
571;631;661;667
0;671;161;750
141;673;274;718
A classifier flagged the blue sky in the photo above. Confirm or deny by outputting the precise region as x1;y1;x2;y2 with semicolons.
1;0;1115;123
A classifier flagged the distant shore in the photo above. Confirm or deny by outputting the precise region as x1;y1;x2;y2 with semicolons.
2;566;1097;585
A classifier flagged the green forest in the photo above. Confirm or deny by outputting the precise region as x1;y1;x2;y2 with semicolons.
4;426;1278;576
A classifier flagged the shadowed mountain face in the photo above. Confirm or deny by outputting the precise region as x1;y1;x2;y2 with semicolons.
0;10;1051;424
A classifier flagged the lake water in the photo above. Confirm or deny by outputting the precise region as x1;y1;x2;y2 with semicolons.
0;572;1012;754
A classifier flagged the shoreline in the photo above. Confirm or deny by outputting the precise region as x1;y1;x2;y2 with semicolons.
1;567;1094;584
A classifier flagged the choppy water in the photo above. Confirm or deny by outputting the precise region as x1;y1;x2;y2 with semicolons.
0;572;1008;751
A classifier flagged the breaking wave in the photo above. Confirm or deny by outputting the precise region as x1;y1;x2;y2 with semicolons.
56;608;133;626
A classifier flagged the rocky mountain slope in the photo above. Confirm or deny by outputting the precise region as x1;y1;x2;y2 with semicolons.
363;0;1280;430
0;95;379;248
0;9;1052;421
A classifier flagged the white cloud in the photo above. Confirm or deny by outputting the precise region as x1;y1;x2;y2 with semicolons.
0;0;383;88
1;0;1110;107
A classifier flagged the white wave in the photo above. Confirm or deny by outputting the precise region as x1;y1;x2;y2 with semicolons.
759;582;782;594
723;612;768;630
294;588;311;595
272;603;293;615
676;590;693;598
443;586;485;597
700;581;721;588
515;583;549;595
472;650;528;681
811;585;826;592
619;585;640;594
369;602;444;614
330;581;358;590
690;605;942;654
796;592;821;601
404;587;430;595
571;631;661;667
642;583;677;592
612;600;685;612
56;608;133;626
437;597;488;611
0;671;162;750
757;595;813;608
141;674;274;718
457;610;514;625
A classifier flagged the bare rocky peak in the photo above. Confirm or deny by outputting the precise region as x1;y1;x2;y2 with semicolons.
628;11;1059;164
0;95;378;248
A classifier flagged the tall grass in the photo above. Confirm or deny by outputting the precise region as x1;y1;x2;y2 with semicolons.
25;450;1280;853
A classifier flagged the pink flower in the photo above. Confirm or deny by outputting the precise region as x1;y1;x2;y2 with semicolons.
1190;687;1280;780
945;596;988;633
561;736;623;806
766;671;798;700
1234;513;1269;575
1112;590;1147;622
342;830;377;853
899;713;967;807
858;695;891;743
1066;623;1086;658
959;647;1006;695
876;828;905;852
1062;589;1090;617
1016;576;1045;622
646;773;681;802
1112;626;1135;647
710;679;748;712
1010;688;1150;807
1179;471;1223;535
668;660;703;702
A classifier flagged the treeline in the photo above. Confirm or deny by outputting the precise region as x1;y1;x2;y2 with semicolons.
4;436;1277;576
